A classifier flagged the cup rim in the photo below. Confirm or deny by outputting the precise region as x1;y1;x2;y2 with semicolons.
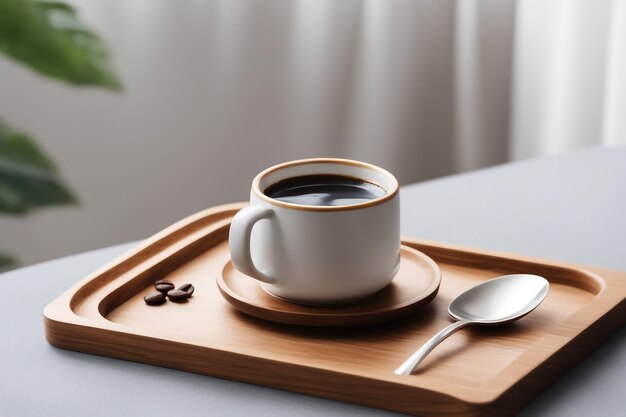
251;158;399;212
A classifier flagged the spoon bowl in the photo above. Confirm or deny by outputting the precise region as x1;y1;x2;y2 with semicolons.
449;274;550;324
395;274;549;375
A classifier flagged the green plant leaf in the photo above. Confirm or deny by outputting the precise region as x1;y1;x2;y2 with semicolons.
0;0;122;90
0;121;77;214
0;252;15;270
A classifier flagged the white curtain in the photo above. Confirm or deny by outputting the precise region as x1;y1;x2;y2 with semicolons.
200;0;626;178
195;0;626;179
4;0;624;180
1;0;625;266
510;0;626;159
297;0;626;172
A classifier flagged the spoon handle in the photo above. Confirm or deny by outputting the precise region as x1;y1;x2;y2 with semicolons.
395;320;472;375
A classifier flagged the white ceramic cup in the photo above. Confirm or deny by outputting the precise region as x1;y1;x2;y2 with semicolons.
228;158;401;305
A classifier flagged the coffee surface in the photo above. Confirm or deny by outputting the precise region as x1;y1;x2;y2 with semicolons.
264;174;386;206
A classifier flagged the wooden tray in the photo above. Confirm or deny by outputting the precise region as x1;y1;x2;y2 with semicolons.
44;203;626;417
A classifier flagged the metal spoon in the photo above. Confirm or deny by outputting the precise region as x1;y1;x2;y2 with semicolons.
395;274;549;375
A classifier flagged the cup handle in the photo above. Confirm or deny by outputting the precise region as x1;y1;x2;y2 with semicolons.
228;205;276;284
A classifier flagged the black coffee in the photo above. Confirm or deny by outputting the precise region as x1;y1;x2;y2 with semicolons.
264;174;386;206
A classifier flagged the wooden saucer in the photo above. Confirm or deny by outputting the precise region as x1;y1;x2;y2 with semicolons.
217;244;441;326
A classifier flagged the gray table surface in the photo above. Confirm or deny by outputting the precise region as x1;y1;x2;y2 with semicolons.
1;146;625;417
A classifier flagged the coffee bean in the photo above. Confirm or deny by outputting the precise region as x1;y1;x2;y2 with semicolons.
178;283;194;297
167;289;190;302
155;282;175;293
144;291;166;306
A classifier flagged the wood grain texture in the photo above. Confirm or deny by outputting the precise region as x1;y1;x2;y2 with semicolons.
217;244;441;326
44;202;626;417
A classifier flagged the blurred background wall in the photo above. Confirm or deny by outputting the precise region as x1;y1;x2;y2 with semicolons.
1;0;625;267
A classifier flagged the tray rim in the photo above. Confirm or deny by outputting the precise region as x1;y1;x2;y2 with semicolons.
43;202;626;413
